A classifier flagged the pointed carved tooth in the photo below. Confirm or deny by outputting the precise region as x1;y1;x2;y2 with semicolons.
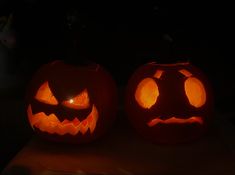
89;115;96;133
87;114;93;124
89;105;98;133
48;114;60;123
63;123;78;135
31;112;45;126
38;118;51;132
76;124;81;133
73;118;80;126
80;126;88;135
56;123;68;135
62;119;70;125
80;121;89;135
46;122;58;134
92;106;98;122
28;104;100;135
81;119;88;126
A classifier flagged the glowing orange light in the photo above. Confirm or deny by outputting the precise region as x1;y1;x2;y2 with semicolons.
27;105;98;135
179;69;192;77
185;77;206;108
135;78;159;109
147;116;203;127
153;70;164;79
62;89;90;109
35;81;58;105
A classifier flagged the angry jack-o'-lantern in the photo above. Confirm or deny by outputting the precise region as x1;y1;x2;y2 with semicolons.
125;62;213;144
26;61;117;144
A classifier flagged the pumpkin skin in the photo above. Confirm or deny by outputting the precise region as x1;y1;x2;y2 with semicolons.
26;61;117;144
125;62;213;144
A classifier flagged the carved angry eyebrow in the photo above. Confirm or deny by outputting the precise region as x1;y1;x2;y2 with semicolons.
179;69;192;77
153;70;164;79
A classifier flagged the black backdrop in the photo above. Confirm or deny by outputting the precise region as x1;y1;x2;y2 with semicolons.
3;1;232;110
1;0;234;130
0;0;234;170
1;0;234;133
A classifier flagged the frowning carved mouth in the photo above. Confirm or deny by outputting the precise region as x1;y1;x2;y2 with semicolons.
27;105;98;135
147;116;203;127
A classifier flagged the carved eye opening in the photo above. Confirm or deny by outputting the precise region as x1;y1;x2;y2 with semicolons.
179;69;207;108
35;81;58;105
62;89;90;109
135;78;159;109
184;77;206;108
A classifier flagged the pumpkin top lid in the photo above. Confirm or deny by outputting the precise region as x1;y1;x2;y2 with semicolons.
147;61;190;67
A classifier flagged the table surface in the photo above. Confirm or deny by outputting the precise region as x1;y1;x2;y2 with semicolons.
2;113;235;175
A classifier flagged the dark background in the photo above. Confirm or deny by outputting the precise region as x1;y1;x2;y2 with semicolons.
0;0;234;171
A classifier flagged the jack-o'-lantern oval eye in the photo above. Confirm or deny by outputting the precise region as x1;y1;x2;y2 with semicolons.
135;78;159;109
35;81;58;105
62;89;90;109
185;77;206;108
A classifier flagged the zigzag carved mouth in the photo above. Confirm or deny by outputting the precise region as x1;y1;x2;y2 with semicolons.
27;105;98;135
147;116;203;127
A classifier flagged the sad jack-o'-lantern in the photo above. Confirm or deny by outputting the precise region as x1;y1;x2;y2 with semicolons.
125;62;213;144
26;61;117;144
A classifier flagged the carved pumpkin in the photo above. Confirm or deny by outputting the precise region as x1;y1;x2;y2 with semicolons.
26;61;117;144
125;62;213;144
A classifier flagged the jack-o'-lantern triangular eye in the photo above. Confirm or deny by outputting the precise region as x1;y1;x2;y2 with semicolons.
62;89;90;109
35;81;58;105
